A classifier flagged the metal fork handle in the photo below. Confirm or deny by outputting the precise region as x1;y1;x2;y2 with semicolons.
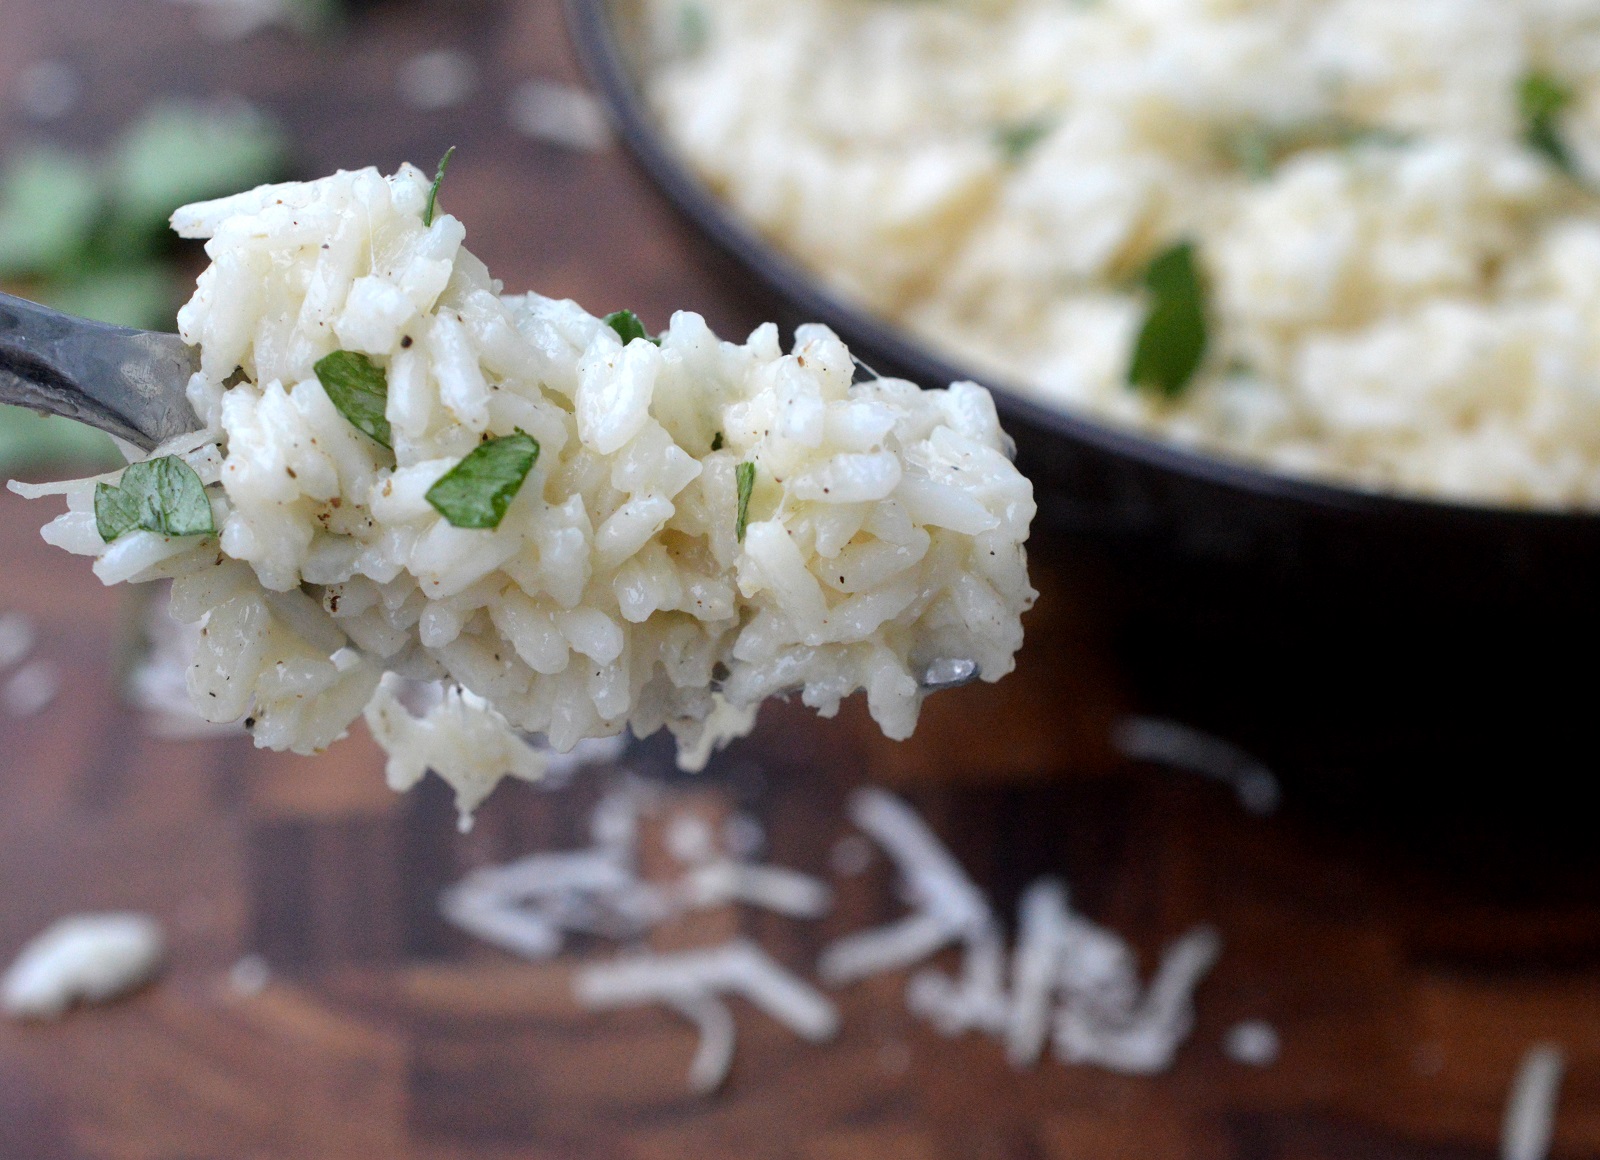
0;292;201;450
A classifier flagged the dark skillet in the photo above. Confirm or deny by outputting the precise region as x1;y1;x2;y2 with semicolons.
567;0;1600;812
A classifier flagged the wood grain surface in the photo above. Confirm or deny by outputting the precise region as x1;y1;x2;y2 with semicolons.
4;2;1600;1157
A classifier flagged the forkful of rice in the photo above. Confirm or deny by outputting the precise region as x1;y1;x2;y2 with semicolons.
0;159;1035;822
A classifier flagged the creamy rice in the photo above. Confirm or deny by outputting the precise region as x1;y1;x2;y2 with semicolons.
12;164;1034;817
645;0;1600;507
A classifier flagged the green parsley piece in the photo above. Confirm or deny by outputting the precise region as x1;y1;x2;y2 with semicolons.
735;460;755;542
94;455;216;543
426;432;540;529
710;431;724;451
1521;71;1577;176
424;145;456;228
1128;240;1208;400
994;117;1054;166
314;350;392;448
603;309;661;346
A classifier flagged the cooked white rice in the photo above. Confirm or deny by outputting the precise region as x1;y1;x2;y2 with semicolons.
11;164;1035;815
645;0;1600;507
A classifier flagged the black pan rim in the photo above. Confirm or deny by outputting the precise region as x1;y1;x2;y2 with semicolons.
563;0;1600;533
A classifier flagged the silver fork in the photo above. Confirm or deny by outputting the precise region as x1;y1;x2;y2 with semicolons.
0;291;199;450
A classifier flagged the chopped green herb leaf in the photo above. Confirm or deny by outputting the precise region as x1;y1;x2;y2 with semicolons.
1128;240;1208;400
94;455;216;543
314;350;392;448
1521;70;1577;175
426;431;540;529
710;431;724;451
424;145;456;228
604;309;661;346
735;460;755;542
994;117;1054;165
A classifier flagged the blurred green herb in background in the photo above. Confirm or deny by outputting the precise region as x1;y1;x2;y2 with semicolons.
104;101;286;258
0;148;102;277
1219;117;1408;181
993;116;1054;166
677;0;711;57
0;99;287;475
1521;70;1577;177
1128;240;1208;400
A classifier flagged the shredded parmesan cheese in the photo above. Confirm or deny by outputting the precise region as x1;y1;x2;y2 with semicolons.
2;913;165;1019
1503;1044;1565;1160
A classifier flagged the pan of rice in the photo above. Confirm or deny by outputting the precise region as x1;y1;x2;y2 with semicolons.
565;0;1600;607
